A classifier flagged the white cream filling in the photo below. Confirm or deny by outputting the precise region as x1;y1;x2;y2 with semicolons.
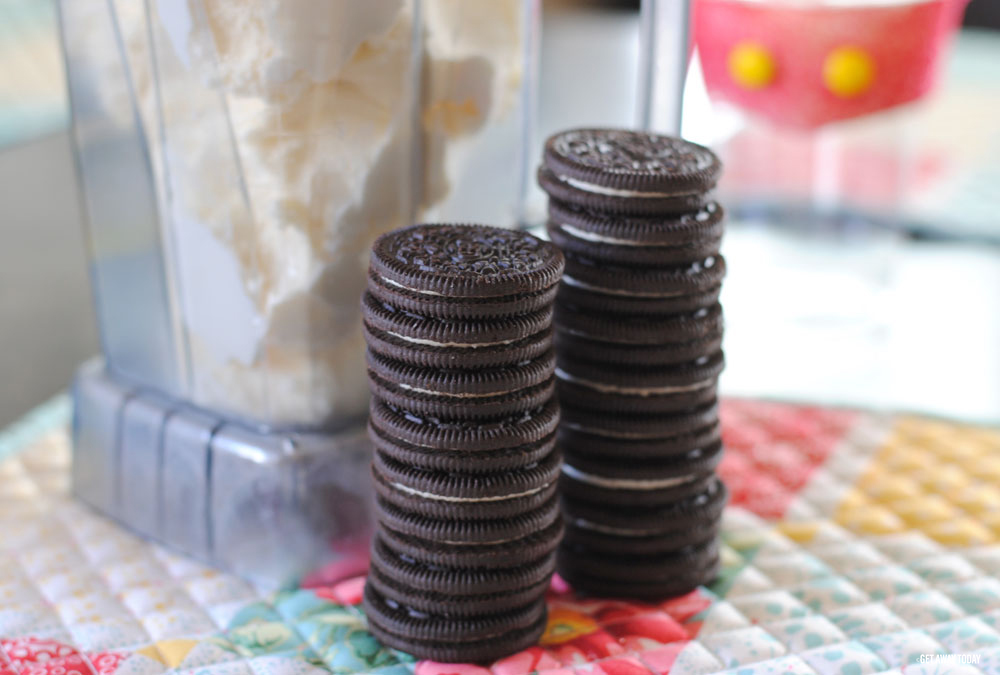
441;536;524;546
561;175;688;199
563;421;677;440
562;464;696;490
397;382;515;399
390;481;551;503
572;518;668;537
561;275;685;298
556;368;714;396
386;330;516;349
559;223;645;247
381;276;446;297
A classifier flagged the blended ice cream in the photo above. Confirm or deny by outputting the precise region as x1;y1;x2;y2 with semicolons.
98;0;526;426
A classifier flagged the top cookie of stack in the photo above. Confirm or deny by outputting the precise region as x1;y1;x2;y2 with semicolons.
365;223;564;368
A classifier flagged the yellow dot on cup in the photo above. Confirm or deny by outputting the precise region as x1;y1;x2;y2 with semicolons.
728;42;777;90
823;46;875;98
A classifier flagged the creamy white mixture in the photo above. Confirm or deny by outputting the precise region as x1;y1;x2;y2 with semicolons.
98;0;525;426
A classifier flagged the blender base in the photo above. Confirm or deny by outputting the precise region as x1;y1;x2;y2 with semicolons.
70;359;374;589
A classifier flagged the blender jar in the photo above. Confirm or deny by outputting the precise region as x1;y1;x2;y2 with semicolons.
60;0;537;585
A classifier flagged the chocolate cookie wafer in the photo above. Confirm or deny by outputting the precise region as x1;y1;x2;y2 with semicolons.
546;201;725;266
554;302;724;345
558;539;721;600
366;347;556;418
363;584;549;663
538;129;720;216
559;421;721;460
554;329;723;368
548;199;725;247
369;419;557;474
372;446;561;520
370;224;564;299
555;350;724;414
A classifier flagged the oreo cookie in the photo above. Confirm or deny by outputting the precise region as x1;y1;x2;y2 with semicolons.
369;421;557;474
561;469;716;508
366;561;552;618
363;584;548;663
556;281;721;317
554;330;723;368
562;253;726;299
367;348;556;418
546;214;722;266
548;223;720;268
556;349;723;388
555;351;724;415
363;224;564;660
373;492;561;546
543;129;722;196
370;398;560;452
562;536;719;577
363;321;553;370
370;223;564;299
538;166;714;216
555;303;723;345
562;441;724;494
369;533;557;597
548;199;726;247
539;129;720;215
372;446;561;520
557;542;721;600
559;379;715;415
368;269;559;320
559;422;722;461
378;517;564;570
561;478;728;535
364;584;547;642
561;398;720;440
562;519;719;556
362;291;554;351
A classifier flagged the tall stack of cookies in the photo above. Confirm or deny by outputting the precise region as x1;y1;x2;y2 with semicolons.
361;224;565;662
537;129;729;599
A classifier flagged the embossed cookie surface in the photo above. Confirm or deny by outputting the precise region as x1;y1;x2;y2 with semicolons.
370;224;564;298
543;128;721;195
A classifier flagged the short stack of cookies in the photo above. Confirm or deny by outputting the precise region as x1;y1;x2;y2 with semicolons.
538;128;729;599
361;224;565;662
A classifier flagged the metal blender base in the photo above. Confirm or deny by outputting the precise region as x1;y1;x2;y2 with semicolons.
70;359;375;589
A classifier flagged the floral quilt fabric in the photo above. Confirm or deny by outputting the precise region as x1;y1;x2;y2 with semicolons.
2;399;1000;674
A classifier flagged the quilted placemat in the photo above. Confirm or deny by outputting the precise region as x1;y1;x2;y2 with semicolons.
2;399;1000;675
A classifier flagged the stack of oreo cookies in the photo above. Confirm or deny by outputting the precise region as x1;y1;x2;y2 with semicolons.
538;129;729;599
361;224;565;662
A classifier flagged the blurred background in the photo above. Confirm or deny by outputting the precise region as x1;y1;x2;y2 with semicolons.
1;0;998;429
